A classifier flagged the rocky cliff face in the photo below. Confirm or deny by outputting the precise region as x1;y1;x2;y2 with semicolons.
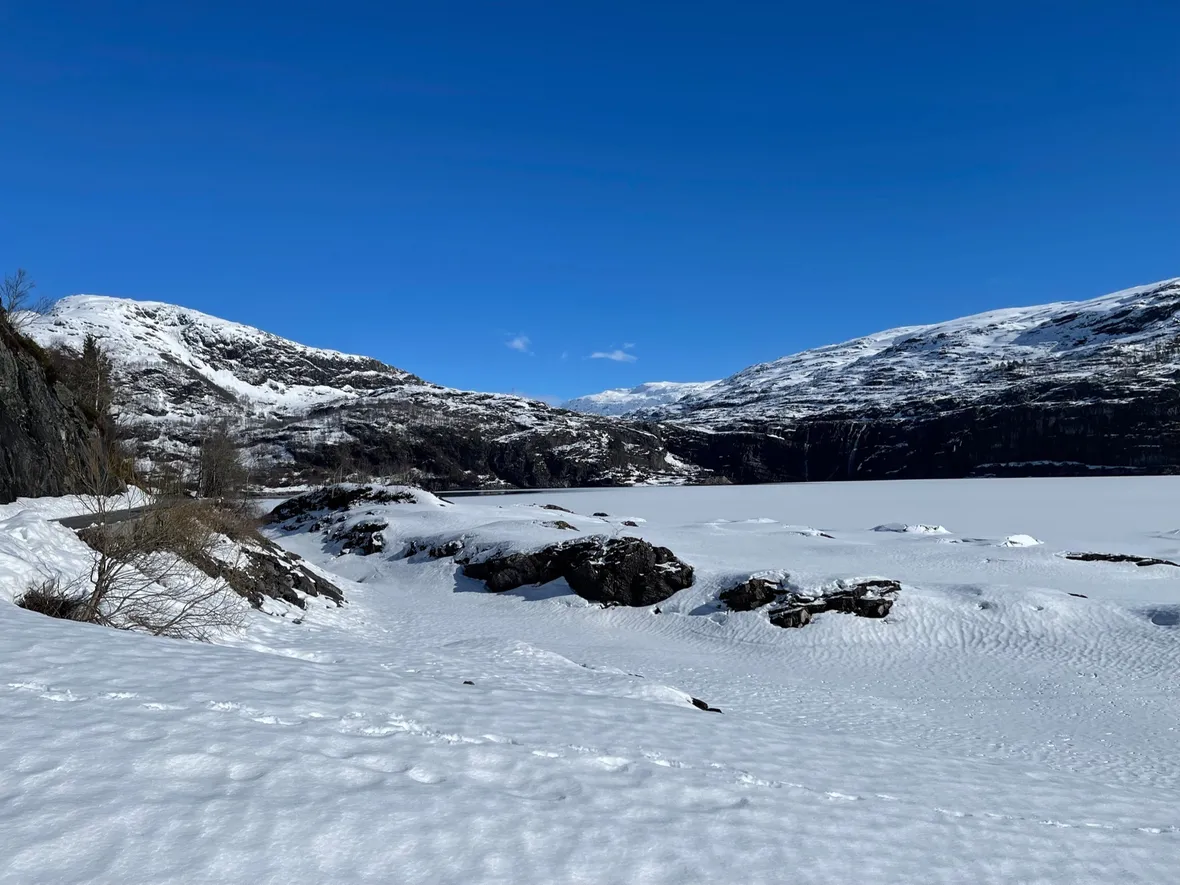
26;279;1180;492
0;320;95;503
581;278;1180;480
26;297;708;489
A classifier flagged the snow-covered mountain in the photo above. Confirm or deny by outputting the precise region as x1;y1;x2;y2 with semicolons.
568;278;1180;427
25;279;1180;489
27;297;705;489
31;295;416;419
562;380;719;417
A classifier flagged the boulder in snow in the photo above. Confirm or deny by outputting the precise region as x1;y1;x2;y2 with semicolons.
462;536;694;607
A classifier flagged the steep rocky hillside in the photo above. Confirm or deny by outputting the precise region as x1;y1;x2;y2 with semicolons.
27;279;1180;491
27;297;707;489
575;278;1180;480
0;318;95;503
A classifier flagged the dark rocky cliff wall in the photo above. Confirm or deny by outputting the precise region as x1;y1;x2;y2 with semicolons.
666;391;1180;484
0;321;94;503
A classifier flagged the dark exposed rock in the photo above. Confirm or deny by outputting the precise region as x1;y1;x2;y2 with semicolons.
611;280;1180;483
462;680;474;685
740;577;901;628
814;579;901;618
768;606;811;629
563;537;694;607
463;549;562;592
462;536;694;607
28;297;710;491
402;537;467;560
663;389;1180;485
0;320;96;503
1069;592;1088;598
719;577;783;612
540;504;574;513
331;520;387;556
193;540;346;610
268;485;417;524
427;539;465;559
543;520;578;531
621;520;639;527
1064;552;1180;568
592;512;610;517
690;697;723;713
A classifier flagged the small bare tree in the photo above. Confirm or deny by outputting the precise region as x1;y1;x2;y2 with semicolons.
196;419;248;502
1;268;54;332
67;434;246;640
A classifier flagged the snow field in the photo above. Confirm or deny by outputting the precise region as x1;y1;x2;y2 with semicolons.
2;477;1180;883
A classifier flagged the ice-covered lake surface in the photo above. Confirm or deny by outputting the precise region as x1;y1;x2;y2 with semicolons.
4;477;1180;884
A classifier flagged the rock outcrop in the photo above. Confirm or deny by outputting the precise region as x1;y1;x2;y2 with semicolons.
720;575;900;628
193;539;346;610
462;536;695;607
0;320;95;503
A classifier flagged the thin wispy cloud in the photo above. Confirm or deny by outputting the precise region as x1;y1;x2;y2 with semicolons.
590;349;637;363
506;334;531;353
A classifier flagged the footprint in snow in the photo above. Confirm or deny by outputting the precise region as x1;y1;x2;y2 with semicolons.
404;766;446;785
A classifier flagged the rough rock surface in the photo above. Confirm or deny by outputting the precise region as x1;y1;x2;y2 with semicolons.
27;297;709;490
269;485;417;524
1064;551;1180;568
195;540;345;610
330;520;387;556
35;281;1180;489
462;537;695;607
718;577;782;612
719;575;901;627
0;320;95;503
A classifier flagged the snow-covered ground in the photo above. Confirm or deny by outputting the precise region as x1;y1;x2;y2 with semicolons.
0;488;150;523
3;478;1180;883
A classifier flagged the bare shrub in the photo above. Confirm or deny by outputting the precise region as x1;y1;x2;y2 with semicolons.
72;435;247;640
1;268;55;332
16;576;87;621
196;419;248;502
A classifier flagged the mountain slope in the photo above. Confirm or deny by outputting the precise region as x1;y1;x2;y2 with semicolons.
572;278;1180;480
28;279;1180;490
569;278;1180;426
562;380;719;417
27;297;706;489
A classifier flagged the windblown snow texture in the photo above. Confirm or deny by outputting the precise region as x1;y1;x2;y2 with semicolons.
3;478;1180;883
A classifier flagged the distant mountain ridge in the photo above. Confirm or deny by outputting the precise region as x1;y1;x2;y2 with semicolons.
25;278;1180;489
562;381;720;417
566;278;1180;428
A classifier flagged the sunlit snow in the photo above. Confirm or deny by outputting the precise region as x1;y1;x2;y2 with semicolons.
2;477;1179;883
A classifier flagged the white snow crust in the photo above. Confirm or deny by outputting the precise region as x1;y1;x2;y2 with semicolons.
3;477;1180;883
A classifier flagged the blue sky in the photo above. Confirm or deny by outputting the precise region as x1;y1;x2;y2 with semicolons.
2;2;1178;402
